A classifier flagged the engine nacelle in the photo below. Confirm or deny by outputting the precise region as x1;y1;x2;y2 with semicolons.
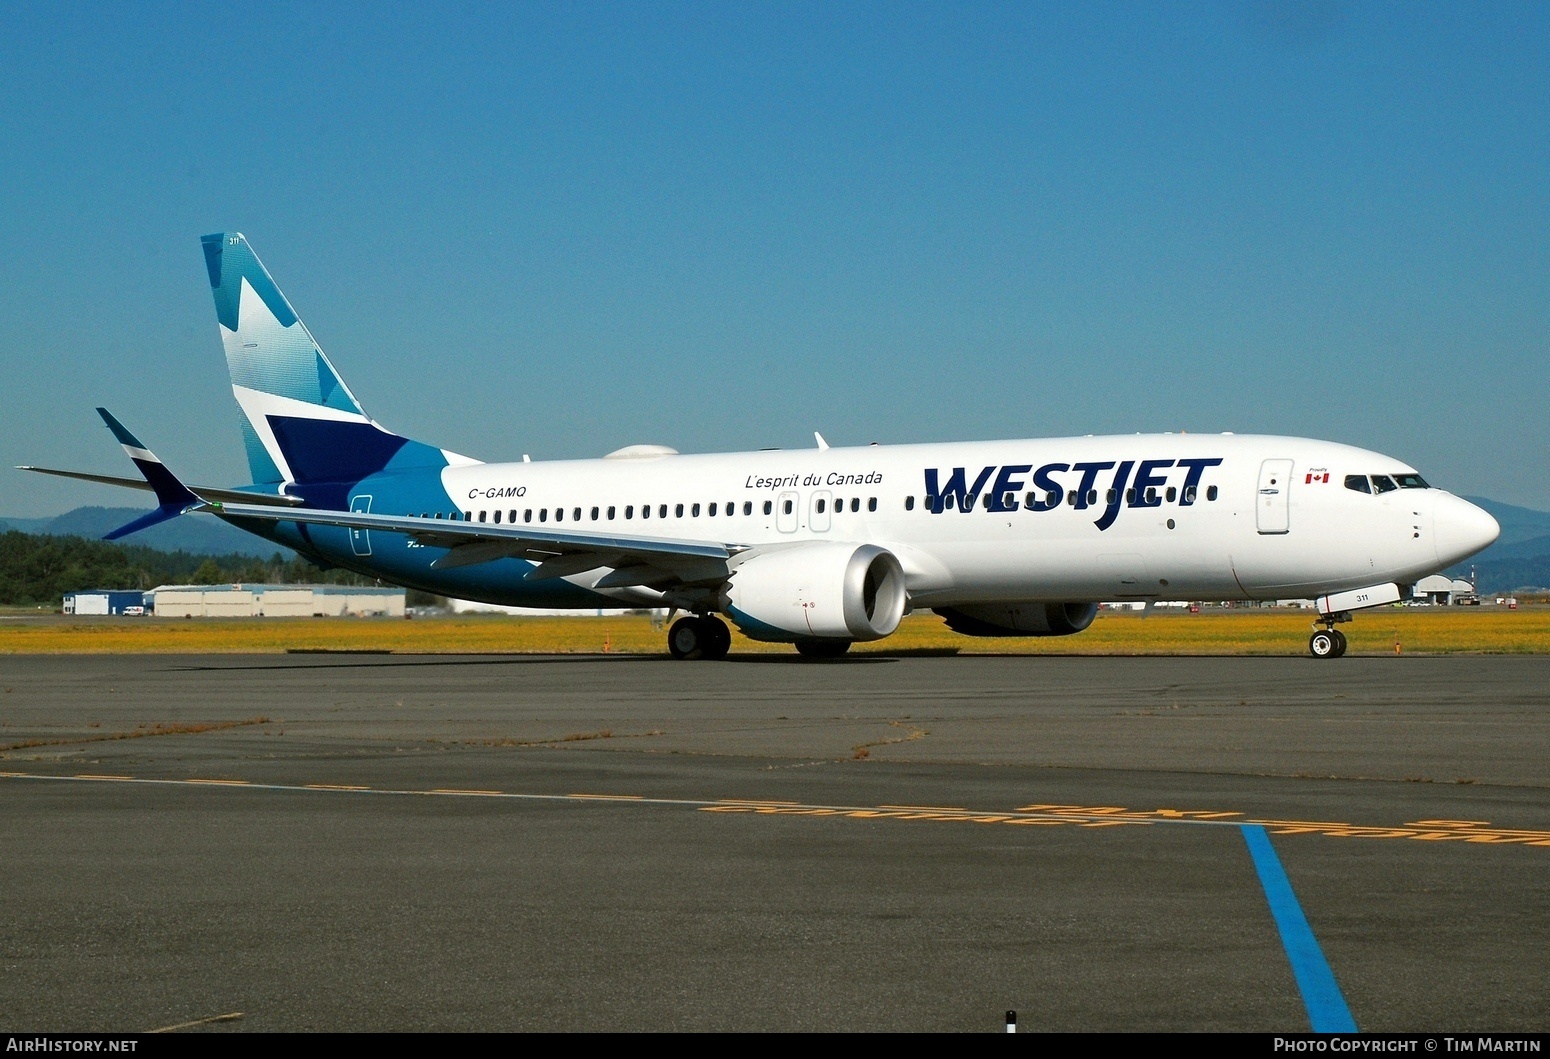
722;543;908;642
936;602;1099;638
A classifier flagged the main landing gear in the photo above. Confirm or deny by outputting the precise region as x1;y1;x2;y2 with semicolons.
1308;612;1351;659
667;615;732;661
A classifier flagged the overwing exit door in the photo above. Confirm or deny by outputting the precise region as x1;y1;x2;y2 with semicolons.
350;494;373;555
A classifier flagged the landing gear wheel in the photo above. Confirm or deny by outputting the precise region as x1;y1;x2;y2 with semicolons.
668;617;705;660
700;616;731;661
795;639;852;659
668;616;731;661
1309;629;1338;659
1331;629;1348;658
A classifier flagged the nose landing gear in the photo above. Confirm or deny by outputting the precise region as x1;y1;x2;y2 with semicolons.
1309;612;1351;658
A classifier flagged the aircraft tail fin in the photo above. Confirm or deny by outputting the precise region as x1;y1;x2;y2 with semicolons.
95;408;203;540
201;233;469;494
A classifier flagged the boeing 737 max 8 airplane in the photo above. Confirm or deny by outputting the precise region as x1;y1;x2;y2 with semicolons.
22;234;1500;659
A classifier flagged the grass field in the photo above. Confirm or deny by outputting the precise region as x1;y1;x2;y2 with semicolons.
0;607;1546;655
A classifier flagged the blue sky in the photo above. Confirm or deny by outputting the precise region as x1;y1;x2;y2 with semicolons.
2;1;1546;516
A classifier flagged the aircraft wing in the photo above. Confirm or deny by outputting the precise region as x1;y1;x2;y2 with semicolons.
18;465;305;507
213;501;739;584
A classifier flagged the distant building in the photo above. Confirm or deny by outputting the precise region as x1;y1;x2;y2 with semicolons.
148;584;405;618
1413;574;1478;605
62;590;150;616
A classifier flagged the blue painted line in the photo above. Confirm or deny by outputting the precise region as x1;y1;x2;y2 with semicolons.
1242;824;1357;1032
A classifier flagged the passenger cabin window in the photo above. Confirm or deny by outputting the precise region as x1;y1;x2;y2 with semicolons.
491;510;500;524
782;499;793;515
539;509;548;522
708;503;717;516
1345;475;1372;494
905;495;916;511
641;505;650;519
692;503;700;517
1068;490;1079;506
816;499;826;513
607;506;616;519
1206;485;1219;501
509;510;517;522
868;497;877;512
524;509;533;522
659;504;668;518
763;501;773;515
573;507;581;521
590;506;599;520
625;505;634;519
554;508;563;522
744;501;753;515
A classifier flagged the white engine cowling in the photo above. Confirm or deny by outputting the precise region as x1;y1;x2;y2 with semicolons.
722;543;908;643
936;602;1099;637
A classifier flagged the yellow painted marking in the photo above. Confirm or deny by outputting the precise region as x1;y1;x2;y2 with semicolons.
1003;818;1066;826
6;771;1544;852
1410;819;1492;827
148;1011;244;1033
569;793;644;800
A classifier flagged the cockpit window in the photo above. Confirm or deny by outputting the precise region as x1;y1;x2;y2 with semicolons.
1371;475;1399;493
1344;475;1371;494
1394;473;1429;489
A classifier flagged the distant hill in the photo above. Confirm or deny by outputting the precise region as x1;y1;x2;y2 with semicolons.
0;507;292;559
1449;498;1550;593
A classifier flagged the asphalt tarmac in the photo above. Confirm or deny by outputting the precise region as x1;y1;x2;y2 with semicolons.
1;653;1546;1032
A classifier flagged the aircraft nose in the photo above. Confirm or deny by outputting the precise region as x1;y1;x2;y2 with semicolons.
1433;494;1499;567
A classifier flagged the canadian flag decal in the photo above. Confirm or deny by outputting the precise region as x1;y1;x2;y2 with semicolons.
1305;469;1330;484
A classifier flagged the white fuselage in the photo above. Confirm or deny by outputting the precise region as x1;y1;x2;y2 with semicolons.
430;432;1495;607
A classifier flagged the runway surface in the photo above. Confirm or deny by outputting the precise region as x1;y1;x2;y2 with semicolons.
1;653;1547;1032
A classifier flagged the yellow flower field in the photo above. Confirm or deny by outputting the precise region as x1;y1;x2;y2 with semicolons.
0;607;1546;655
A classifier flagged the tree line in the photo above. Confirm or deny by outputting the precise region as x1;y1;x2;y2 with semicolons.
0;530;375;607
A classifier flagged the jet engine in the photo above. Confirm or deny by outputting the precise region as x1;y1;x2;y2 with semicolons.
722;543;907;642
936;602;1099;637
